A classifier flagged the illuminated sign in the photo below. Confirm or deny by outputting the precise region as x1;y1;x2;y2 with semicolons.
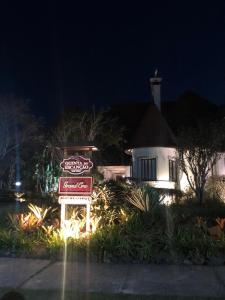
60;156;93;175
58;177;93;195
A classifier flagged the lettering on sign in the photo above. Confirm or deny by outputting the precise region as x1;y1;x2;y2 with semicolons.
58;196;91;205
60;156;93;175
63;181;88;189
58;177;93;195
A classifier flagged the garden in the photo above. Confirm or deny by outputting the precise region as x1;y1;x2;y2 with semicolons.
0;97;225;266
0;179;225;266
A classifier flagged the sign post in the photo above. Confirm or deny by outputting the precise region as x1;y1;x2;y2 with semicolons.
58;153;94;236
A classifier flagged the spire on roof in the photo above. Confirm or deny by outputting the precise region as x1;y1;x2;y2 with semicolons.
150;70;162;111
154;69;159;77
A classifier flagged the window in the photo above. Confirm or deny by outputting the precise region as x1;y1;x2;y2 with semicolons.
169;159;177;182
140;158;156;181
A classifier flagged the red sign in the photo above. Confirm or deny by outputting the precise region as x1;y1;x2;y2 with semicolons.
60;156;93;175
58;177;93;195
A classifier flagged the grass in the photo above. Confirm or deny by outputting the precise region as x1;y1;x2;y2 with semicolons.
0;289;223;300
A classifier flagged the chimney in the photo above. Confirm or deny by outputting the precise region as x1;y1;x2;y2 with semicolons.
150;69;162;111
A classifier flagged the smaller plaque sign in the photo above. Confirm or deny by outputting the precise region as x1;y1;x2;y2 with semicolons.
60;156;93;175
58;177;93;195
59;196;91;205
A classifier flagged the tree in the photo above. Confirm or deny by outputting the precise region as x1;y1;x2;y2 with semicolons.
177;120;225;205
35;107;125;193
51;107;124;148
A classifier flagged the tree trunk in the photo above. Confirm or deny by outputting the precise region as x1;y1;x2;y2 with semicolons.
196;187;204;205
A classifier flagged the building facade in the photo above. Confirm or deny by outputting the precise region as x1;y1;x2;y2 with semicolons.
99;72;225;197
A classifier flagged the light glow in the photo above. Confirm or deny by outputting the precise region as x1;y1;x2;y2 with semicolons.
61;219;81;239
59;196;91;239
14;192;26;202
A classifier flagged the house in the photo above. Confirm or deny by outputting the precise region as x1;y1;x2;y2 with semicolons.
97;165;131;181
98;71;225;198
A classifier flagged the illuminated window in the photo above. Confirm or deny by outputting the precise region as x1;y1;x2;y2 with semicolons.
140;158;156;181
169;159;177;182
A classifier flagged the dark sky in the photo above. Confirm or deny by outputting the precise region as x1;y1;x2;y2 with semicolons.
0;1;225;119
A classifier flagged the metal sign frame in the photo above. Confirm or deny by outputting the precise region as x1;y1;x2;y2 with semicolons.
58;196;91;233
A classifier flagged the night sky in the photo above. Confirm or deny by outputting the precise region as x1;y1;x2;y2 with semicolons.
0;1;225;119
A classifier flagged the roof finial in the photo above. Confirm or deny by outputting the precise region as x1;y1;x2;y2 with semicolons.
150;70;162;111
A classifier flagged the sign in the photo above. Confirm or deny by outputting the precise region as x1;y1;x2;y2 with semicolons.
58;195;91;205
58;177;93;195
60;156;93;175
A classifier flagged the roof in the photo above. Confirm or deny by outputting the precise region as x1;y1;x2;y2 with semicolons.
55;142;99;154
126;104;177;150
59;145;98;152
57;145;98;154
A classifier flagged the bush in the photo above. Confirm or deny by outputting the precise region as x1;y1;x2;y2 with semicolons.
0;182;225;264
174;224;218;263
8;204;58;233
91;181;133;228
0;229;40;255
205;176;225;203
171;199;225;219
90;213;166;263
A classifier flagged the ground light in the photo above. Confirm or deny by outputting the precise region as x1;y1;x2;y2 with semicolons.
15;181;25;202
14;192;26;202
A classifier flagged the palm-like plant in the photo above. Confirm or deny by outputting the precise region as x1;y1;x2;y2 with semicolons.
28;204;57;226
28;204;51;225
126;185;165;212
8;204;57;232
8;212;37;232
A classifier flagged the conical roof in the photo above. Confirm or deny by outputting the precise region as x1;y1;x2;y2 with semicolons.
127;104;177;149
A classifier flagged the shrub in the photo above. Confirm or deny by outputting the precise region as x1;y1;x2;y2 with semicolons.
174;224;218;263
90;213;167;263
205;176;225;202
8;204;58;233
0;229;38;254
1;182;225;264
91;182;132;228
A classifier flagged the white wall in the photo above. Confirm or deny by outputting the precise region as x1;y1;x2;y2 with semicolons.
214;153;225;176
98;151;225;192
98;166;131;181
132;147;177;189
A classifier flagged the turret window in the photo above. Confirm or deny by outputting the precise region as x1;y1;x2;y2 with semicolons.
140;158;156;181
169;159;177;182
